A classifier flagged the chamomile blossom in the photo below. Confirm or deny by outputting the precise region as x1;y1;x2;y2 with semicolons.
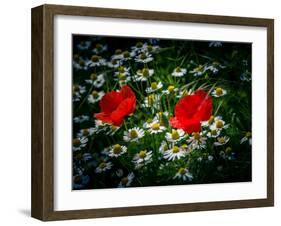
72;137;88;151
201;115;215;128
207;61;226;74
142;94;161;109
190;64;207;77
131;42;147;53
176;88;193;98
145;82;163;93
187;132;207;150
159;141;171;155
87;90;105;104
107;58;121;68
171;67;187;77
120;50;135;61
108;144;127;158
173;167;193;181
77;40;91;50
95;161;113;173
73;115;90;123
164;145;186;161
240;132;252;145
114;66;130;77
106;125;121;136
165;129;186;143
134;68;154;81
147;119;166;134
118;172;135;188
214;136;230;146
210;116;228;131
73;174;90;189
123;127;145;142
135;52;153;64
73;58;88;71
212;87;227;97
207;129;221;138
143;44;160;53
86;55;106;67
162;85;179;95
92;43;107;54
77;128;95;138
73;85;86;102
132;150;153;169
85;73;105;88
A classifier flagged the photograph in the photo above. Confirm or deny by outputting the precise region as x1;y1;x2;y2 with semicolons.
71;35;252;190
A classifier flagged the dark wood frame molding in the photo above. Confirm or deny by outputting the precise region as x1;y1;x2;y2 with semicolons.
31;4;274;221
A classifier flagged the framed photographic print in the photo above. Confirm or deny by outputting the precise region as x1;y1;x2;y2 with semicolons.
31;4;274;221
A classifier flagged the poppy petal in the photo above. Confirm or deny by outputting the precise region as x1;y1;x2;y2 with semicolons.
99;91;123;114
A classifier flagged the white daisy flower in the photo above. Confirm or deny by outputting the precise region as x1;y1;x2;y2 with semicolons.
201;115;215;128
87;90;105;104
162;85;179;95
214;136;230;146
115;66;130;76
147;120;166;134
176;88;193;98
190;65;207;77
164;145;186;161
132;150;153;169
92;119;108;134
123;127;145;142
207;129;221;138
106;125;121;136
107;58;121;68
208;155;214;161
165;129;186;143
72;137;88;151
77;41;91;50
85;73;105;88
212;87;227;97
135;52;153;64
210;117;229;131
73;115;90;123
92;43;107;54
77;128;95;138
187;132;207;150
118;172;135;188
171;67;187;77
134;68;154;81
159;141;171;155
115;169;124;177
95;161;113;173
173;167;193;181
73;84;86;102
120;50;135;61
146;82;163;93
143;44;160;53
142;94;161;109
86;55;106;67
82;153;93;161
111;49;124;60
207;61;226;74
209;41;222;47
73;58;88;70
240;132;252;145
108;144;127;157
131;42;147;53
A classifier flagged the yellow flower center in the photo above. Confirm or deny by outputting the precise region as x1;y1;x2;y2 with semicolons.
163;144;168;152
142;68;149;77
196;65;204;72
215;87;223;96
139;150;147;158
90;73;97;80
225;147;232;154
82;129;89;136
113;144;122;154
246;132;252;138
175;67;182;73
118;66;125;73
115;49;122;54
216;120;224;128
95;43;102;50
123;51;130;58
167;85;174;93
140;53;147;60
172;146;180;153
193;132;200;140
121;177;129;185
99;162;106;169
152;123;160;130
136;42;143;48
118;73;126;80
147;45;153;52
151;82;158;90
79;60;85;66
73;85;80;92
146;118;153;123
210;130;217;136
147;95;155;105
111;59;118;65
181;144;188;149
73;138;81;146
178;167;186;175
130;130;138;138
91;55;100;62
171;130;180;140
91;90;99;98
218;137;226;144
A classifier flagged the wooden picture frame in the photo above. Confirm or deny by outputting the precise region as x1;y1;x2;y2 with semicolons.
31;4;274;221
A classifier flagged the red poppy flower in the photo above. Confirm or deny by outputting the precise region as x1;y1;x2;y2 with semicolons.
169;90;212;133
95;85;136;126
